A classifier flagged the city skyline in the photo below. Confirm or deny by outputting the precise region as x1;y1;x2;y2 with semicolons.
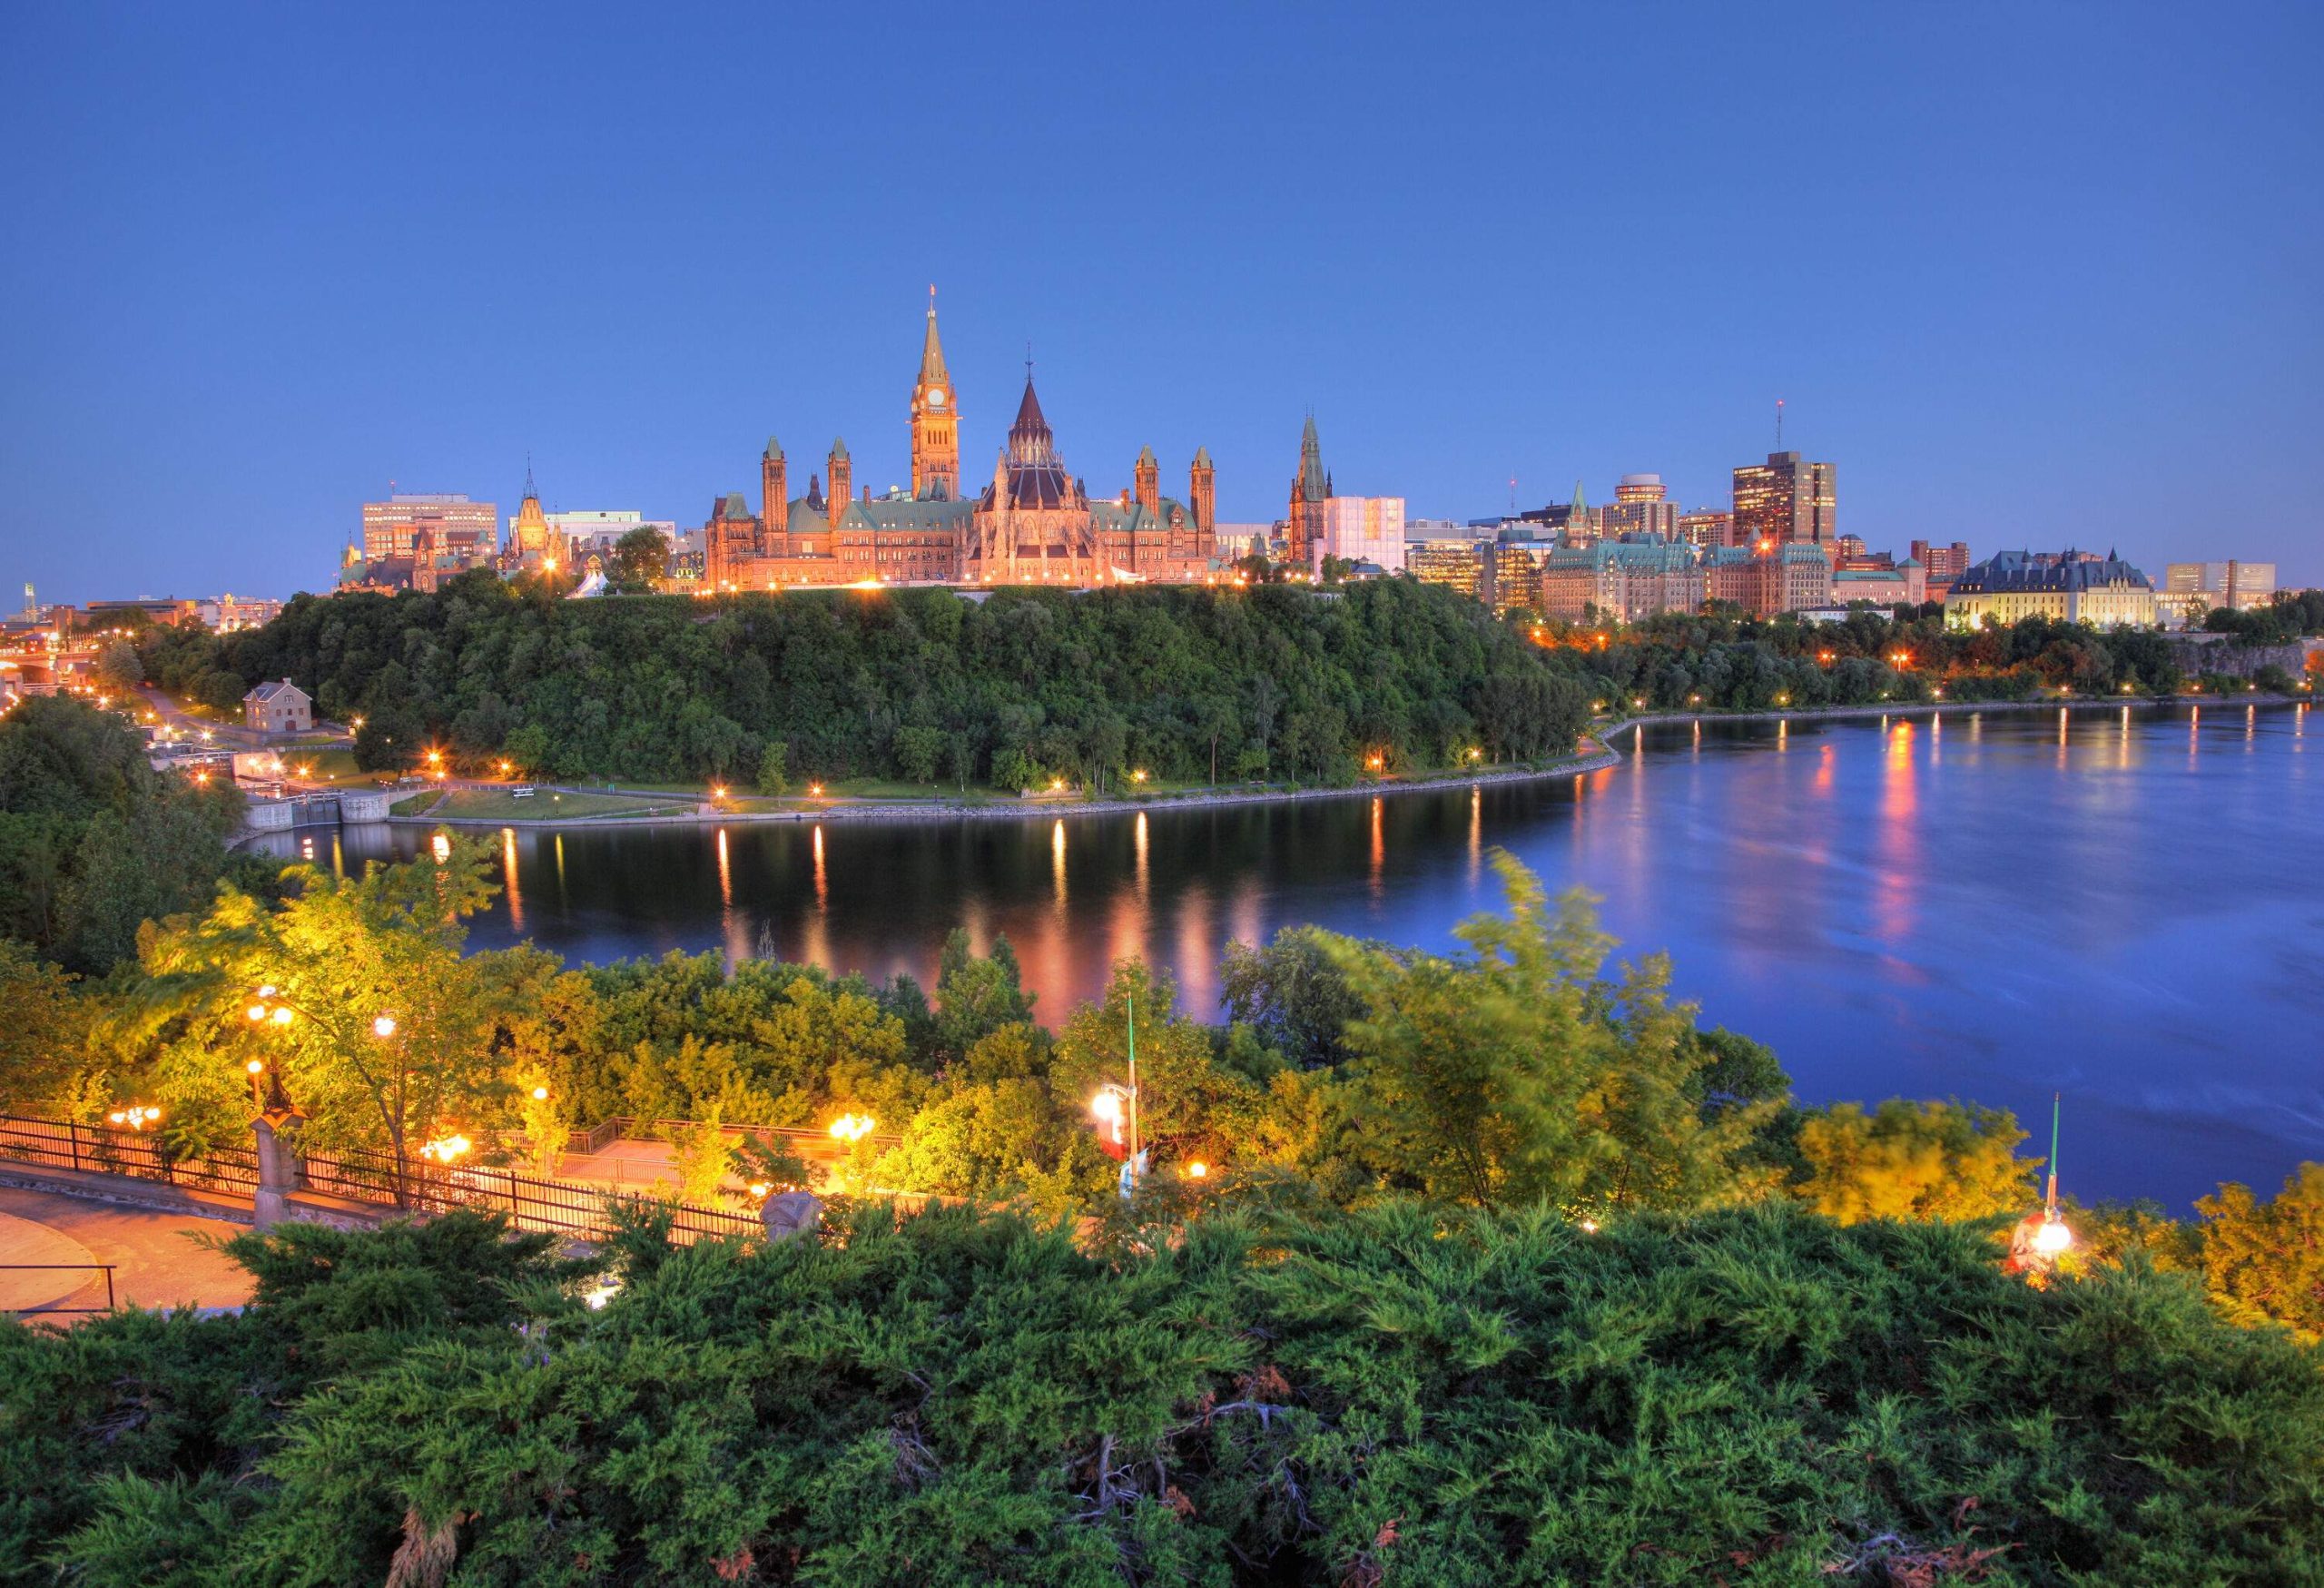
4;3;2320;603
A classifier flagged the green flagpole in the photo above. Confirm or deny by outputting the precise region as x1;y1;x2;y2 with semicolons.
1127;992;1139;1168
2044;1091;2061;1215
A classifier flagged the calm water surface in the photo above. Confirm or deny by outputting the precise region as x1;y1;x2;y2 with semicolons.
287;704;2321;1208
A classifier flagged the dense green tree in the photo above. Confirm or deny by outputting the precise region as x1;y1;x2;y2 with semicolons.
2196;1164;2324;1340
0;696;246;972
1794;1098;2035;1223
1321;853;1772;1215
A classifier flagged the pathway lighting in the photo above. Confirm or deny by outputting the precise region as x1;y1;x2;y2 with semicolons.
1132;769;1147;783
108;1104;162;1129
270;1006;294;1026
1185;1160;1209;1180
829;1113;876;1143
372;1014;398;1039
809;783;824;796
1774;693;1789;706
431;833;452;863
531;1085;549;1101
419;1133;472;1164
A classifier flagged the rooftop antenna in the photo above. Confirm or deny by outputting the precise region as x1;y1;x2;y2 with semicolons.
1775;398;1785;450
1508;475;1518;515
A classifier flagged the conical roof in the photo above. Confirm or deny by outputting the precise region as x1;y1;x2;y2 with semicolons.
1298;416;1327;498
763;436;783;460
987;374;1072;509
919;299;950;389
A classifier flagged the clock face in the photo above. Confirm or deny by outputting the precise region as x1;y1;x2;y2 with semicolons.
926;388;946;408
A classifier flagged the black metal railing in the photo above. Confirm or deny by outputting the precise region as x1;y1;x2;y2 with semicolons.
0;1115;259;1195
2;1114;757;1248
1;1262;117;1316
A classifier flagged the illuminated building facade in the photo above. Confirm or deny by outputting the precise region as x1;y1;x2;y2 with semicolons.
1317;495;1407;573
1732;451;1836;550
360;493;498;561
1706;541;1836;616
1596;474;1680;543
1945;549;2157;629
1679;508;1734;548
1538;538;1704;622
704;304;1215;591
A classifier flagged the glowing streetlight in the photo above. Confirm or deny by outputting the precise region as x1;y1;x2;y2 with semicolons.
371;1014;398;1039
828;1112;876;1143
1184;1159;1209;1180
419;1133;472;1164
1131;769;1147;783
107;1104;162;1130
809;783;824;797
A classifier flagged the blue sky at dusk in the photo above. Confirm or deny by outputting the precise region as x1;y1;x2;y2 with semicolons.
3;1;2318;602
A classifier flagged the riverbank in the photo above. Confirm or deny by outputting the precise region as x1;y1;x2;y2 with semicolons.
383;742;1630;832
368;689;2309;834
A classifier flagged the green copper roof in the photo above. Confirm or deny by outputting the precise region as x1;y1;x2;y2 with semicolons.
830;438;850;462
1194;446;1212;467
1137;445;1157;467
764;436;783;460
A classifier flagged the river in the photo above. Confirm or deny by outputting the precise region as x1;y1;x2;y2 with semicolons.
277;702;2320;1208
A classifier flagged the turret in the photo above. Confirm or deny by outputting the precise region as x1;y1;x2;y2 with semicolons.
761;438;787;538
827;439;851;528
1190;447;1216;538
1134;445;1159;516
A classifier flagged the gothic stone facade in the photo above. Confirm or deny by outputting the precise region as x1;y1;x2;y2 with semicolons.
704;305;1216;591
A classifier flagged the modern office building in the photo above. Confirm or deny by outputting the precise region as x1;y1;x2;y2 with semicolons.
1732;451;1836;550
1317;495;1407;573
2164;560;2276;619
1945;549;2157;629
1678;508;1734;548
1411;540;1492;604
360;493;498;561
1910;539;1973;583
1592;474;1680;543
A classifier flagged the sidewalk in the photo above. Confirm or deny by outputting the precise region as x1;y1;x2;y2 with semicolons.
0;1185;254;1317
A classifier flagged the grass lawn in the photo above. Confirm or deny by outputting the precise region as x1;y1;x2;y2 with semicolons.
428;789;684;820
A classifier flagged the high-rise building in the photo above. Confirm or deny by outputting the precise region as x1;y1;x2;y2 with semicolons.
361;493;498;561
1595;474;1680;542
1678;508;1734;548
1910;539;1973;582
1731;451;1836;551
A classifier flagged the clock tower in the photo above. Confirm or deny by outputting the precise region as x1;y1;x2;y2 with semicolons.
910;288;960;500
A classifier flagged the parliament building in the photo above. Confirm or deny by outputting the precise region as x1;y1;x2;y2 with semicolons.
704;301;1218;591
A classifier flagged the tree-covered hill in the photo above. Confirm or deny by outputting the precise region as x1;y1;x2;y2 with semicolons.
142;577;1590;788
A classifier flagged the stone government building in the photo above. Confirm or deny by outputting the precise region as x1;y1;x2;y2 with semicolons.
704;301;1218;591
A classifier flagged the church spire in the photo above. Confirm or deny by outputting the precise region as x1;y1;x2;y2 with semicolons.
1298;414;1327;499
918;284;950;389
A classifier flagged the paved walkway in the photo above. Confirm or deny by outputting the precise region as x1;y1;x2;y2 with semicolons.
0;1186;255;1319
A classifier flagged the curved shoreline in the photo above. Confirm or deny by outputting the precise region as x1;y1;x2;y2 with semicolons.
252;690;2304;841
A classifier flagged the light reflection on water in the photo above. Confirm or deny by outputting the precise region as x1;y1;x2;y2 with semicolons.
271;704;2319;1208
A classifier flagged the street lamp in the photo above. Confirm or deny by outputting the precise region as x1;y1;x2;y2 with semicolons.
829;1112;876;1143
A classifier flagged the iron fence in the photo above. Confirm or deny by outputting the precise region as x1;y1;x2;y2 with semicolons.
0;1114;259;1195
2;1115;758;1248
